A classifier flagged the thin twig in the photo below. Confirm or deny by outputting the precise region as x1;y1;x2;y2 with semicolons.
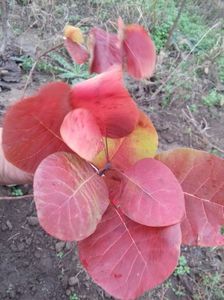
182;106;224;154
105;136;110;163
22;42;64;97
0;194;33;200
151;22;220;100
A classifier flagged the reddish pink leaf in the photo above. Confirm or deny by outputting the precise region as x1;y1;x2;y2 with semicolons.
156;148;224;246
117;158;185;227
89;28;122;74
64;38;89;64
79;205;181;300
119;21;156;79
104;169;123;204
60;108;103;161
34;152;109;241
0;128;33;185
71;66;139;138
3;82;73;173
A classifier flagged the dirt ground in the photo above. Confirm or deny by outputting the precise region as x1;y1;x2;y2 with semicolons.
1;1;224;300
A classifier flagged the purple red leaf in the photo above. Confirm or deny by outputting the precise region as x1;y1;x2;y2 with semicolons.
116;158;185;227
89;27;122;73
34;152;109;241
79;205;181;300
156;148;224;246
119;20;156;79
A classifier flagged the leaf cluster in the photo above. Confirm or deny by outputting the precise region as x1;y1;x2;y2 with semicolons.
2;18;224;300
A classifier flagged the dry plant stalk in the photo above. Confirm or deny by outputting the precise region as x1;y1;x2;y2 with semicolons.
0;0;9;56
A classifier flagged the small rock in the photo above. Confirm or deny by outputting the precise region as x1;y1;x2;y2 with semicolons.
25;237;32;246
27;216;39;226
68;276;78;286
6;220;13;230
66;289;71;296
34;250;41;258
1;223;8;231
10;243;17;252
23;260;30;268
55;241;65;252
17;242;25;251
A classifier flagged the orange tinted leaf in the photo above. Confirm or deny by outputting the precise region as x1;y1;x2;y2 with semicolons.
64;25;84;44
92;111;158;171
117;158;185;227
64;38;89;64
79;205;181;299
120;22;156;79
3;82;72;173
156;148;224;246
60;108;103;161
71;66;139;138
34;152;109;241
89;28;122;74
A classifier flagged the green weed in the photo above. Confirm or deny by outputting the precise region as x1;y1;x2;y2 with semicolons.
10;186;24;197
202;89;224;107
56;251;64;259
20;53;91;84
174;255;190;276
69;293;79;300
194;273;224;300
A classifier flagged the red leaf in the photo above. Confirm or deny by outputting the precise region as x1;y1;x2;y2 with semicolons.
156;148;224;246
119;20;156;79
3;82;73;173
117;158;185;227
60;108;103;161
79;205;181;300
89;28;122;74
71;66;139;138
104;169;123;204
64;38;89;64
0;128;33;185
92;110;158;171
34;152;109;241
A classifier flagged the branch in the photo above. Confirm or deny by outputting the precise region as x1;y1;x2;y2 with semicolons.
165;0;185;49
151;22;220;100
0;0;9;56
22;42;64;97
0;194;33;200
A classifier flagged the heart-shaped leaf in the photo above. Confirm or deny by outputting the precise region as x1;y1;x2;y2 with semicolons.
71;66;139;138
156;148;224;246
117;158;185;227
60;108;103;161
79;205;181;300
34;152;109;241
3;82;73;173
